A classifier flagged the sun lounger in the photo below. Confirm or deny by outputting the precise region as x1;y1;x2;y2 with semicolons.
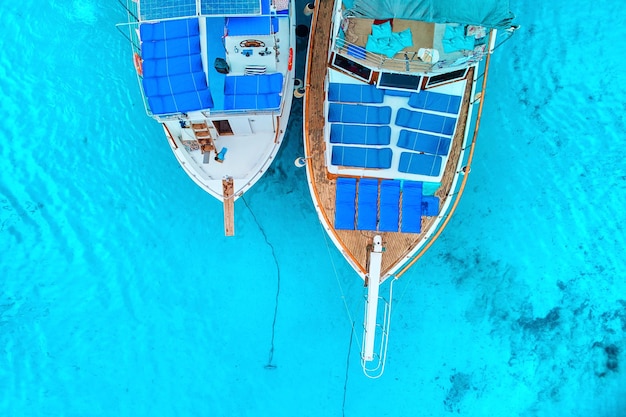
378;180;401;232
408;91;462;114
397;130;451;156
398;152;443;176
335;177;357;230
328;83;385;103
401;181;423;233
328;103;392;124
357;179;378;231
395;108;456;135
331;146;393;169
330;124;391;145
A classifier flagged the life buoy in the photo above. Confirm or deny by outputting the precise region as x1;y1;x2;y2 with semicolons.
287;48;293;71
133;52;143;76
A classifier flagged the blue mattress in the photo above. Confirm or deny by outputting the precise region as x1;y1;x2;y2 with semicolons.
331;146;393;169
140;18;200;42
330;124;391;145
401;181;423;233
421;195;440;216
408;91;462;114
140;18;213;115
398;130;451;156
379;180;401;232
357;179;378;231
142;55;203;78
398;152;443;176
395;108;456;135
335;177;357;230
328;103;392;124
224;73;283;95
223;93;281;110
328;83;385;103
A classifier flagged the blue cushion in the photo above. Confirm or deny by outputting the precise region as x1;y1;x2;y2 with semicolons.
328;103;392;124
142;54;203;77
357;179;378;231
330;124;391;145
379;180;400;232
408;91;461;114
140;18;200;42
328;83;385;103
421;195;440;216
397;130;451;156
223;93;281;110
401;182;423;233
442;25;475;53
398;152;443;176
224;73;283;95
395;108;456;135
331;146;393;169
148;89;214;115
142;71;207;97
141;37;202;60
335;178;357;230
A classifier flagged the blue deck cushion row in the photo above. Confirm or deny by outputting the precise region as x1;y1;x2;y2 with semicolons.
140;18;200;42
328;83;385;103
421;195;440;216
142;55;203;78
140;18;213;115
147;90;214;116
330;124;391;145
408;91;462;114
331;146;393;169
328;103;392;124
224;93;281;110
141;37;202;60
379;180;401;232
334;178;426;233
142;71;208;97
224;73;283;95
357;179;379;231
398;129;451;156
398;152;443;176
334;177;357;230
395;108;456;135
401;181;423;233
223;73;283;110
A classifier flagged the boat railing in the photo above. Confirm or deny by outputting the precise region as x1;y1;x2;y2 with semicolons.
332;37;487;75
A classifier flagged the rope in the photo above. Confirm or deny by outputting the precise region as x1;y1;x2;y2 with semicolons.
317;221;363;354
241;196;281;369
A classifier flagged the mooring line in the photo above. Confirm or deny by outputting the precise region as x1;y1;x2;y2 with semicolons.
342;322;354;416
242;196;281;369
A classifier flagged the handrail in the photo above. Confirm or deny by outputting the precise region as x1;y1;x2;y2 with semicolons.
395;30;495;279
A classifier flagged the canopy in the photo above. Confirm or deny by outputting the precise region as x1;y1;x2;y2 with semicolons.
347;0;515;29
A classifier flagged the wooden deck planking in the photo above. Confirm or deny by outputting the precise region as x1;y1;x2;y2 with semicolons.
222;177;235;236
304;0;474;279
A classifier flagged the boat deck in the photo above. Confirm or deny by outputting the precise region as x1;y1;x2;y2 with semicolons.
304;0;475;279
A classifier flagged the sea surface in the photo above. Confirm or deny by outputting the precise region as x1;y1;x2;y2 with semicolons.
1;1;625;416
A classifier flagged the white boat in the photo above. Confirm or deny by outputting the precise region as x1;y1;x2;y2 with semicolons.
120;0;296;235
302;0;517;376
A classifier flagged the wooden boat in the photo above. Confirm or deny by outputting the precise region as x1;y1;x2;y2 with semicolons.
119;0;296;236
302;0;517;376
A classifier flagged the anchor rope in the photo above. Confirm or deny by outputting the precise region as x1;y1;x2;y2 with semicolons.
242;196;281;369
317;222;363;354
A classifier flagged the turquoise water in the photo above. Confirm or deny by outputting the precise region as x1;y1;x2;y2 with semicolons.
1;1;625;416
